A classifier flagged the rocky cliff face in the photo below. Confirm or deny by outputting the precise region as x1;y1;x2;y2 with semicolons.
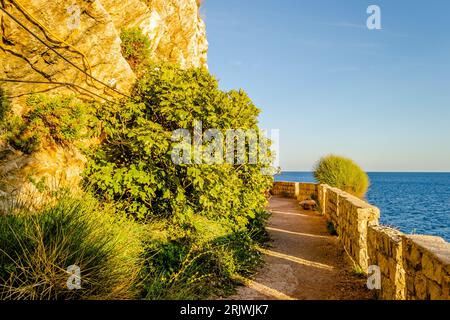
0;0;207;109
0;0;208;202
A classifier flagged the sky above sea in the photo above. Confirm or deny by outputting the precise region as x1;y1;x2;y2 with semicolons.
203;0;450;172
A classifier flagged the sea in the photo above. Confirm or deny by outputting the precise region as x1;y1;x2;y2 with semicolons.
274;172;450;242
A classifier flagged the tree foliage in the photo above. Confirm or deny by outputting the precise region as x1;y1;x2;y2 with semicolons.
84;64;274;225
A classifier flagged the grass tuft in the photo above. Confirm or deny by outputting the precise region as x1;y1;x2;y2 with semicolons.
313;154;370;198
0;194;143;300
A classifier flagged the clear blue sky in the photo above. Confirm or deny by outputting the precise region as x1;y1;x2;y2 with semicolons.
202;0;450;172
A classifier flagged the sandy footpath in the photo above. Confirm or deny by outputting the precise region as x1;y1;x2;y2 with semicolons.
227;196;373;300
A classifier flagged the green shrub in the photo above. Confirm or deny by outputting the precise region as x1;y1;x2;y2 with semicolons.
0;87;10;122
313;155;370;198
5;95;99;154
247;210;271;244
84;63;273;224
120;28;151;72
140;220;265;300
0;194;143;300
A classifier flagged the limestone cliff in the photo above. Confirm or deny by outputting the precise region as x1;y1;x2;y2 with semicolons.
0;0;207;108
0;0;208;201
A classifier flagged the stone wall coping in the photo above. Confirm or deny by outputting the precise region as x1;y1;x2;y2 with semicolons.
405;235;450;265
369;225;403;243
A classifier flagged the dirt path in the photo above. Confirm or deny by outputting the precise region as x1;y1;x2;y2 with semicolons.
228;196;373;300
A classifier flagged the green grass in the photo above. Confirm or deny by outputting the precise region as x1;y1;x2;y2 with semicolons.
0;194;143;300
313;154;370;198
0;192;270;300
351;265;366;279
140;212;270;300
4;95;99;154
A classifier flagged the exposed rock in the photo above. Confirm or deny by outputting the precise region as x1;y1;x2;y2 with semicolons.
102;0;208;69
0;0;135;112
0;0;208;110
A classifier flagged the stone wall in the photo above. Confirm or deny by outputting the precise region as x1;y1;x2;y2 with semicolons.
270;181;317;201
272;181;450;300
402;235;449;299
367;225;405;300
296;182;317;202
271;181;298;198
317;184;380;272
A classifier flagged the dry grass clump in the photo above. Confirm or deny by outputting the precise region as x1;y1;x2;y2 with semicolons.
0;195;143;300
314;155;370;198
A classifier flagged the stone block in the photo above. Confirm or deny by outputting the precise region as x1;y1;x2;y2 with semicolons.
422;253;443;284
405;273;415;296
414;274;427;300
427;279;443;300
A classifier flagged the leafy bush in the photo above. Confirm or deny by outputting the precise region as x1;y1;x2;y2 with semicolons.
84;63;273;224
247;210;271;244
82;63;275;296
313;155;370;198
5;95;99;154
0;194;143;300
120;28;151;72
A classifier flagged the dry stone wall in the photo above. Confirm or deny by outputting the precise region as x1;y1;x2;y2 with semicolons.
271;181;299;198
296;182;317;202
271;181;317;201
272;181;450;300
402;235;449;299
368;225;405;300
316;184;380;271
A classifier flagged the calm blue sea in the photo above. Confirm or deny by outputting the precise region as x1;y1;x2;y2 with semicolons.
274;172;450;241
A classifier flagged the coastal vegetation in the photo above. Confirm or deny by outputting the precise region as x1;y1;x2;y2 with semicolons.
5;95;99;154
0;194;143;299
0;56;273;298
120;27;152;73
313;155;370;198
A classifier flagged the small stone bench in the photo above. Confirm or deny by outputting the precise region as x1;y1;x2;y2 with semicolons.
299;199;316;210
